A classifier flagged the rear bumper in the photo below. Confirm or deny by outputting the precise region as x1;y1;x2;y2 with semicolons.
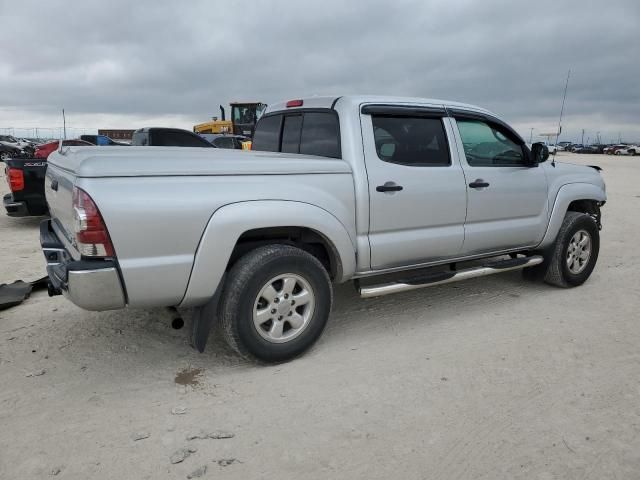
3;193;29;217
40;220;126;311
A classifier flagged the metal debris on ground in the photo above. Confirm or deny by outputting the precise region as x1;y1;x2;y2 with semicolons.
170;447;197;464
0;276;48;310
131;431;150;441
186;465;207;478
187;430;234;440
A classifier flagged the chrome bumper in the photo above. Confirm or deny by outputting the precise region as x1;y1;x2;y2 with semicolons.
40;220;126;311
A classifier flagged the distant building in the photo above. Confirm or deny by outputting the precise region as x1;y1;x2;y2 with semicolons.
98;129;135;140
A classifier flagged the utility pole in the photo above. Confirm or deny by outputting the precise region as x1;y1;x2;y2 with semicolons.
581;129;585;145
62;109;67;140
529;127;534;143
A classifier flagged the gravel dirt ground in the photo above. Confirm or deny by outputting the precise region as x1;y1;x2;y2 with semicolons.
1;153;639;479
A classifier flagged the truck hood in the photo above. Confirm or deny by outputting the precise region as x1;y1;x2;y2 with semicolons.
47;146;351;177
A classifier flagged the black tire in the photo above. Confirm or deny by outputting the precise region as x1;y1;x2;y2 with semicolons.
542;211;600;288
0;151;11;162
219;244;333;363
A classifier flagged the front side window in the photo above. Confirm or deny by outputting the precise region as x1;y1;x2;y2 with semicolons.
371;116;450;166
456;119;525;166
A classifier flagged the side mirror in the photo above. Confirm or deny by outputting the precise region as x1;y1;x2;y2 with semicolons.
531;142;549;164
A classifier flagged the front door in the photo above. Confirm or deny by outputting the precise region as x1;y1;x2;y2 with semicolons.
361;106;468;269
451;116;549;255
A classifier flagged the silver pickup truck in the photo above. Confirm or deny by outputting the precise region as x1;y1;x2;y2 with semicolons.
41;95;606;362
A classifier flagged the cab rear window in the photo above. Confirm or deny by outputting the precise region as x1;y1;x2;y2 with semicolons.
252;110;341;158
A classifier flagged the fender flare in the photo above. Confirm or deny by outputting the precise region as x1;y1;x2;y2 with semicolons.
180;200;357;308
537;182;606;249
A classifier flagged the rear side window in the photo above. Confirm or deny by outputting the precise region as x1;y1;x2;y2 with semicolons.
299;112;340;158
281;115;303;154
252;115;282;152
371;116;450;166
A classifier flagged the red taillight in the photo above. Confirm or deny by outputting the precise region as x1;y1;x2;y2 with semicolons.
72;187;115;257
7;167;24;192
286;99;303;108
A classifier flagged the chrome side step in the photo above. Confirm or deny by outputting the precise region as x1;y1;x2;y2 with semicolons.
359;255;544;298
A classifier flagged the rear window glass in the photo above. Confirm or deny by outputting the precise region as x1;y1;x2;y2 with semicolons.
252;115;282;152
372;116;450;166
281;115;303;154
300;112;340;158
153;130;212;147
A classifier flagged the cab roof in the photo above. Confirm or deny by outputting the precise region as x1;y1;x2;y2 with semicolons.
266;95;495;116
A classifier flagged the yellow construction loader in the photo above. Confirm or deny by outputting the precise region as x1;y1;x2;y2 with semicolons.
193;102;266;137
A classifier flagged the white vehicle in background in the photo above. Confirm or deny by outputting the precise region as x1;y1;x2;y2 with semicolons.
546;144;558;155
615;145;639;156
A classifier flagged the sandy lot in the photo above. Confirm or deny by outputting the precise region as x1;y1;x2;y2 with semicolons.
1;153;639;479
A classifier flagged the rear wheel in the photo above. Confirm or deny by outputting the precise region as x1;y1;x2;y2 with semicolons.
219;244;332;363
0;151;11;161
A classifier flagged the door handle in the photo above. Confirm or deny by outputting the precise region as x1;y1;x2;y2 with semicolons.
469;179;490;189
376;182;403;193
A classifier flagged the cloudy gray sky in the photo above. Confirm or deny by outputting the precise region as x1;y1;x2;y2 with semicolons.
1;0;638;142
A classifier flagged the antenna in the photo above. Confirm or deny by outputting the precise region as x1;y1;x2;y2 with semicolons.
58;108;68;154
553;70;571;167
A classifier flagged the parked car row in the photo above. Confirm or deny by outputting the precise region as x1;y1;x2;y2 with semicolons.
0;135;36;158
610;145;639;155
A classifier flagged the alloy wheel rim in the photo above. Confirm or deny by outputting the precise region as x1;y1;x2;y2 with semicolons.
252;273;315;343
566;229;592;274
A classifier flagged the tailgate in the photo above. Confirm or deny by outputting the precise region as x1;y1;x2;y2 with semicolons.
45;163;79;257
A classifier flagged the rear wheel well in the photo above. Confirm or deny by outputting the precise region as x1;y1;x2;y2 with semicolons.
228;227;341;280
567;199;603;229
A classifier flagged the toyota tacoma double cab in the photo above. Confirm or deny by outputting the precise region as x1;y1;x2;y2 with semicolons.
40;95;606;362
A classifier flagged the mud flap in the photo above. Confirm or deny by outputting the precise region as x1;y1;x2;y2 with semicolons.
190;275;225;353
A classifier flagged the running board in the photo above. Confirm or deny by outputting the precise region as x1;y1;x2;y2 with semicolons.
359;255;544;298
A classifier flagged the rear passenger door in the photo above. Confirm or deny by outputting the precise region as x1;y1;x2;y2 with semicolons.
360;106;468;269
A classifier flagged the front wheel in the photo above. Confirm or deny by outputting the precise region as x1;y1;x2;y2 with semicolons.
219;244;333;363
543;212;600;287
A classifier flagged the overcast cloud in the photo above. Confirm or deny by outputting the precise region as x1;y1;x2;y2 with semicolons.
1;0;638;142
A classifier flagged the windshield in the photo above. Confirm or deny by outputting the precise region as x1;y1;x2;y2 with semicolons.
232;105;257;124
